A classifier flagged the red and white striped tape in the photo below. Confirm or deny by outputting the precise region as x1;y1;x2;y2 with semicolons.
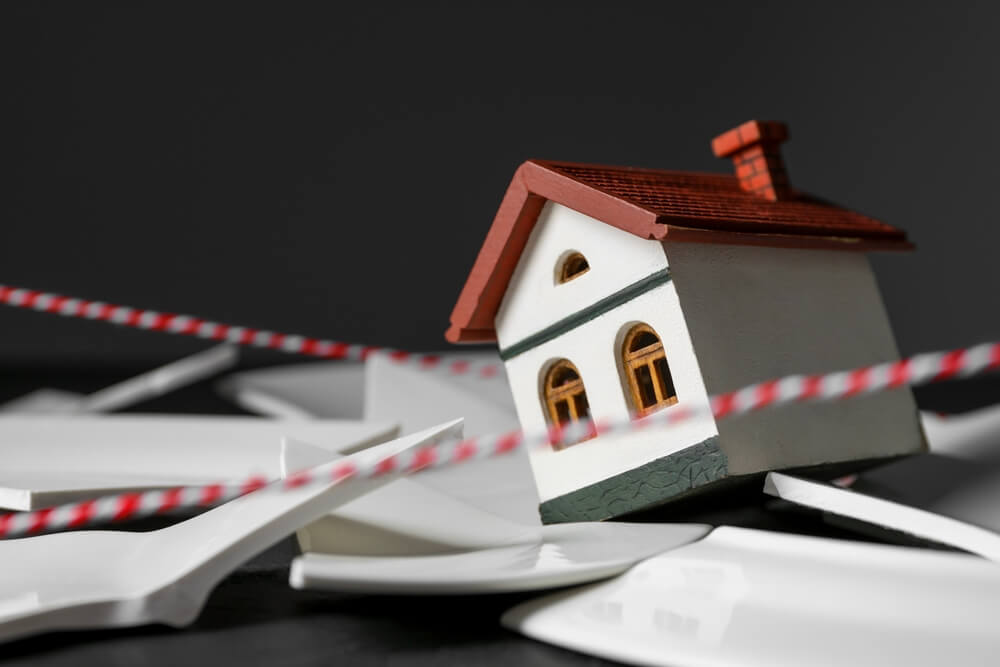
0;284;502;378
1;340;997;539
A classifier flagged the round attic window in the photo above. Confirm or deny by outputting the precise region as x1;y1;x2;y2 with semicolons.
557;252;590;284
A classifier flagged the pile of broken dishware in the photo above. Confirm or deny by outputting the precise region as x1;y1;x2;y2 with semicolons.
2;345;1000;666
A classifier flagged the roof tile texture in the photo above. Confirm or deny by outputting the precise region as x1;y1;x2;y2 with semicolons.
538;161;906;241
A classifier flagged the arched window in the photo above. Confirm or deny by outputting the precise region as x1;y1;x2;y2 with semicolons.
622;324;677;417
557;251;590;284
542;360;592;448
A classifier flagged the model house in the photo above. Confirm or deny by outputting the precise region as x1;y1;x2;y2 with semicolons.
446;120;927;524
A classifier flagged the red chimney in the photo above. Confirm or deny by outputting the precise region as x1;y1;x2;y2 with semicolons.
711;120;791;201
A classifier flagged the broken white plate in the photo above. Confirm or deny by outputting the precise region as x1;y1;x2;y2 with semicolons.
217;361;367;420
363;351;516;436
362;351;538;524
0;422;456;644
220;351;538;524
218;351;516;432
0;388;83;414
414;447;540;526
753;405;1000;557
283;417;708;595
921;403;1000;461
281;433;540;556
503;526;1000;667
0;414;396;510
0;344;238;415
765;460;1000;560
290;522;710;595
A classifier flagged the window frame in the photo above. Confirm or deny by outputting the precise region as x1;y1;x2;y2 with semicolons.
621;323;678;417
541;359;593;449
556;251;590;284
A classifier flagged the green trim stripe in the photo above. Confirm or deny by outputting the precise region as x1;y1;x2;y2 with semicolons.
499;268;672;361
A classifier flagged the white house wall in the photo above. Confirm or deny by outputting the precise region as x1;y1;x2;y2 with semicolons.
495;202;670;345
664;241;926;474
495;203;716;503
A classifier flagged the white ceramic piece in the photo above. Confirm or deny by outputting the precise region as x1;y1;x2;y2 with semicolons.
281;434;539;556
503;526;1000;667
0;389;84;414
218;351;517;434
362;351;537;524
363;350;517;437
757;404;1000;555
0;414;397;510
224;351;537;524
921;403;1000;461
765;457;1000;560
0;422;459;644
217;361;367;419
78;344;239;412
0;344;238;415
413;451;540;525
290;522;710;595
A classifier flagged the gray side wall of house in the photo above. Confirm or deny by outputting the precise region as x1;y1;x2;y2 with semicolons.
664;241;927;476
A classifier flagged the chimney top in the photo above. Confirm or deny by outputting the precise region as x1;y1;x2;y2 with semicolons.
711;120;791;202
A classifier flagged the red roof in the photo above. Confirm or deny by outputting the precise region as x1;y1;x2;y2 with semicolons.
446;159;910;344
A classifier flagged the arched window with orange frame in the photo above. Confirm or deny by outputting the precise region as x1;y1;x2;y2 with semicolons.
621;324;677;417
557;251;590;284
541;360;592;449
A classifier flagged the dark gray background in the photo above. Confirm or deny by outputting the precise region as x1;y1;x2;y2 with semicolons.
2;1;997;370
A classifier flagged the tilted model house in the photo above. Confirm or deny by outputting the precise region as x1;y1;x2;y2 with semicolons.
446;120;927;524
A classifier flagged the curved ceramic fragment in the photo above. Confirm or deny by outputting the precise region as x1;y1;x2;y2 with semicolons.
0;421;460;644
765;466;1000;560
921;403;1000;461
0;414;396;510
502;526;1000;667
282;436;539;556
289;522;710;595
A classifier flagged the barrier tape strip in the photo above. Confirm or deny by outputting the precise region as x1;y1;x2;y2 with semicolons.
1;339;997;539
0;284;501;378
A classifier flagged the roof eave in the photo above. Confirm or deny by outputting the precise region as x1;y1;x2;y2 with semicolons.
659;223;914;252
445;160;912;345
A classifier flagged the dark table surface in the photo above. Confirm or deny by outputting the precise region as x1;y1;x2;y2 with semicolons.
2;365;999;666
